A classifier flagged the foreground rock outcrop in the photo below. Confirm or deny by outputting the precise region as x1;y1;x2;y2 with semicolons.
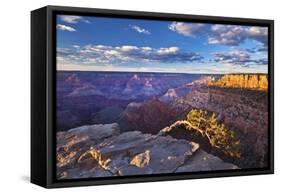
57;123;238;179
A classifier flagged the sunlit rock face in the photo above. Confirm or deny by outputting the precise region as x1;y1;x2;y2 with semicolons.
56;123;238;179
175;86;268;168
208;74;268;91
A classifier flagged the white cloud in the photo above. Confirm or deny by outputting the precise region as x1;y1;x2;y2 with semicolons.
168;22;205;37
130;25;151;34
57;46;267;74
72;45;80;49
59;15;90;24
157;47;179;54
56;24;76;32
213;49;267;66
168;22;268;46
57;44;203;67
119;45;139;52
248;26;268;36
208;25;268;46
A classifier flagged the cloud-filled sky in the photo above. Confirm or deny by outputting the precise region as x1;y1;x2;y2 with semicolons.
56;15;268;74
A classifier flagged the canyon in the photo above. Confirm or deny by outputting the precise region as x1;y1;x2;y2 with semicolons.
56;72;269;178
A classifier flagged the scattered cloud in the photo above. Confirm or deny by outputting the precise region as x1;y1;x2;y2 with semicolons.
56;24;76;32
257;47;268;52
130;25;151;34
57;44;203;66
168;22;268;47
208;25;268;46
168;22;206;37
72;45;80;49
213;50;267;66
246;46;268;53
56;18;268;73
59;15;90;24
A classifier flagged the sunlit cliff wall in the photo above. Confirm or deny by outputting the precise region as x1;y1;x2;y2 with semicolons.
208;74;268;91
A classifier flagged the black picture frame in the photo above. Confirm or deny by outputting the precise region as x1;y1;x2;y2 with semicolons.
31;5;274;188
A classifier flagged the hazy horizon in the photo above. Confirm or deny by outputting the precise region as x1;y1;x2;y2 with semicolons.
57;69;268;75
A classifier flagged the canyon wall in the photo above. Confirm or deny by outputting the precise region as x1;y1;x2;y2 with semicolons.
181;87;268;168
208;74;268;91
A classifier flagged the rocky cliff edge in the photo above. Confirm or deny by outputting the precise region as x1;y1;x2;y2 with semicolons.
57;123;238;179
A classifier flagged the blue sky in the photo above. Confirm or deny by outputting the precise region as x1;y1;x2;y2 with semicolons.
56;15;268;74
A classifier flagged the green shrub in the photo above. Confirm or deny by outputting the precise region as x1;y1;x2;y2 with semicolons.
185;109;241;158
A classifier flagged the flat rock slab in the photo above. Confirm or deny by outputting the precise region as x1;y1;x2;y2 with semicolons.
176;149;238;173
56;123;120;179
87;131;199;175
57;123;238;179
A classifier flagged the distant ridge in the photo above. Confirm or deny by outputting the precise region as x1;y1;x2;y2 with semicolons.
208;74;268;91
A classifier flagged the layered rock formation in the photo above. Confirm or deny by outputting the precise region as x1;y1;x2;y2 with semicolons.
172;87;268;168
57;123;238;179
159;76;214;102
208;74;268;91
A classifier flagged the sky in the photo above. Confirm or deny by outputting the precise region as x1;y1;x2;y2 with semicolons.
56;15;268;74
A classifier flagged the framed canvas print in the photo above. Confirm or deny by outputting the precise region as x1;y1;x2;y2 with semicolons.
31;5;274;188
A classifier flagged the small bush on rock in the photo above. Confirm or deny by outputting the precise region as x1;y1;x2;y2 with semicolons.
185;109;241;158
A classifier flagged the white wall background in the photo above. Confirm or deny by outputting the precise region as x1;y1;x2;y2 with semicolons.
0;0;279;193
